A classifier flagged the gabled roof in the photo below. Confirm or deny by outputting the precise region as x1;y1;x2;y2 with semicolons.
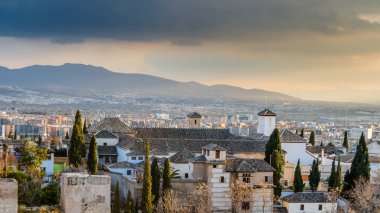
169;149;195;163
192;155;208;162
225;158;275;172
187;112;202;118
95;130;118;139
202;143;227;151
258;109;276;116
280;129;306;143
107;161;137;169
97;146;118;156
89;117;133;133
282;192;337;203
306;146;336;155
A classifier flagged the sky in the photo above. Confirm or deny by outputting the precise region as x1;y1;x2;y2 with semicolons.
0;0;380;103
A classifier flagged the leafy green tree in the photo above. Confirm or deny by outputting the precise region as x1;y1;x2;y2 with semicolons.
142;140;154;213
113;181;121;213
343;131;349;153
83;118;88;134
151;156;160;205
328;158;337;191
51;136;58;147
18;141;49;179
308;159;320;192
309;131;316;146
300;129;304;138
162;158;172;193
41;183;60;205
293;159;304;192
65;131;70;139
68;110;86;168
125;190;135;213
87;135;98;174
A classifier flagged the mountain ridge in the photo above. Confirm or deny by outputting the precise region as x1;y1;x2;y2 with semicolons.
0;63;300;101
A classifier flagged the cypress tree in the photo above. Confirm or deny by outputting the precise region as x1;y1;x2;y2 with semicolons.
272;150;284;197
300;129;304;138
113;181;121;213
135;199;139;213
87;135;98;174
335;156;342;192
265;128;281;164
142;140;154;213
349;133;370;184
69;110;86;168
309;131;316;146
342;169;351;194
151;156;160;205
328;158;336;191
343;131;349;153
125;190;134;213
83;118;88;135
162;158;172;192
65;131;70;139
13;130;17;140
8;130;12;139
308;159;320;192
293;159;304;192
38;134;42;146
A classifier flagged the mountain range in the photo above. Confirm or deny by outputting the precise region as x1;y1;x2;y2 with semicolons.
0;63;298;101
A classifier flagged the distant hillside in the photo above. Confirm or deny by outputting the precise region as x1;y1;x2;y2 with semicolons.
0;63;300;101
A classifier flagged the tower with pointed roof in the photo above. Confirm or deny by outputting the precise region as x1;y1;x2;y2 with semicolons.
187;112;202;128
257;109;276;136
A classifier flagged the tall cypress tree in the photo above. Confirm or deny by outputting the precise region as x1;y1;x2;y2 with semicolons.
265;128;281;163
293;159;304;192
125;190;135;213
300;129;304;138
83;118;88;135
342;131;349;153
87;135;98;174
113;181;121;213
308;159;320;192
342;169;351;194
13;130;17;140
69;110;86;168
162;158;172;192
349;133;370;184
142;140;154;213
65;131;70;139
272;150;284;197
309;131;316;146
151;156;160;205
335;155;342;192
38;134;42;146
328;158;336;191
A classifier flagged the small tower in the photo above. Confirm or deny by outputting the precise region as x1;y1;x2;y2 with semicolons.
257;109;276;136
202;144;227;161
187;112;202;128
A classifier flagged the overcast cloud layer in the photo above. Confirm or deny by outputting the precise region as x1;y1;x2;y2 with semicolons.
0;0;380;103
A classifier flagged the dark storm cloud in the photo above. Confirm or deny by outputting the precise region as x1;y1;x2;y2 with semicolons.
0;0;379;43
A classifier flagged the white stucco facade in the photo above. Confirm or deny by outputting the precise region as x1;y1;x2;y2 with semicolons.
282;143;316;165
282;202;337;213
257;116;275;137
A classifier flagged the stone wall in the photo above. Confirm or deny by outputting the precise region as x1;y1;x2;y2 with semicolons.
61;173;111;213
0;178;18;213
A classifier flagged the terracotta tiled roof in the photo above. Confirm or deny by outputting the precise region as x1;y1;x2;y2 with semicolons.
202;143;227;151
97;146;117;155
225;158;275;172
280;129;306;143
107;161;137;169
169;149;195;163
134;127;235;140
95;130;118;139
187;112;202;118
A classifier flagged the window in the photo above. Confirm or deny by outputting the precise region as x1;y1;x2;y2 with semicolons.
284;180;289;186
265;176;269;183
319;204;322;211
185;173;189;178
242;173;251;183
213;165;217;168
127;170;132;175
195;120;197;125
103;143;107;146
215;150;220;159
242;202;250;210
300;204;304;211
131;157;137;160
138;156;143;160
207;150;210;156
220;176;225;183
